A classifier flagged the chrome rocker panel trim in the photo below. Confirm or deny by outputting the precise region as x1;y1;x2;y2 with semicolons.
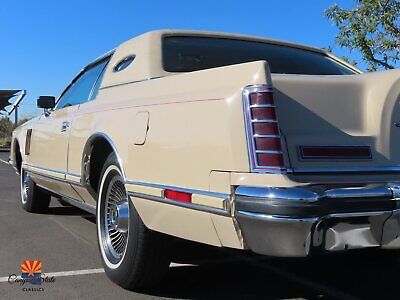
23;164;229;217
36;183;96;215
235;183;400;257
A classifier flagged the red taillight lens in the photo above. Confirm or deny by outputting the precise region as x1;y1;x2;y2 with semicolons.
249;92;274;105
243;87;286;172
257;153;285;167
251;107;276;120
255;137;282;151
165;189;192;203
253;122;280;135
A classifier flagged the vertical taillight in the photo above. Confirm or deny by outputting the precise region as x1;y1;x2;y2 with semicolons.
243;85;286;173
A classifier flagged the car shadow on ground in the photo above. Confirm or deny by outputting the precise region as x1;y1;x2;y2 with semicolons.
142;250;400;300
40;197;400;300
43;199;96;223
141;261;319;300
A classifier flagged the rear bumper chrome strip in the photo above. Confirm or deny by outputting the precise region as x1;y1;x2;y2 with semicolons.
235;183;400;257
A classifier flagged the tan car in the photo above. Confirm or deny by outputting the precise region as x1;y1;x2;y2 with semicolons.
9;29;400;289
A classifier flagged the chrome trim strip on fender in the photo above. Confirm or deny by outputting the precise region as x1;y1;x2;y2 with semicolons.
23;163;82;179
27;169;83;187
23;163;66;175
68;173;81;178
128;191;230;217
125;180;229;199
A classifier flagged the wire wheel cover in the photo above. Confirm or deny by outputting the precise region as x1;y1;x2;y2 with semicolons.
101;175;129;263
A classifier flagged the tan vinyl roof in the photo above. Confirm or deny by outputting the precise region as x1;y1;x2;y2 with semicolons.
100;29;359;88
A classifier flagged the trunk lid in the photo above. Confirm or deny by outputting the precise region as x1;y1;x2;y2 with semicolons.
272;70;400;171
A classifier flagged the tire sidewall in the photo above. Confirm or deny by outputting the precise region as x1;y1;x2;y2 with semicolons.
20;169;34;211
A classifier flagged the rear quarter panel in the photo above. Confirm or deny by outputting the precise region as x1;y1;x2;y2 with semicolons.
68;61;272;193
66;61;271;248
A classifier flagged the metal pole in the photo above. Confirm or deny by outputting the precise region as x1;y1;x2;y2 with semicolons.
14;106;18;127
7;90;26;128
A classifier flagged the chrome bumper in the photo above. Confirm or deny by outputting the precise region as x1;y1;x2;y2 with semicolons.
235;183;400;257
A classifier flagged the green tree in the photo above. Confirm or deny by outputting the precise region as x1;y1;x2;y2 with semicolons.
0;117;13;139
325;0;400;71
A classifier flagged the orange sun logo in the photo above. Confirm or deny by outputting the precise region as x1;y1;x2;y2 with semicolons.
21;260;42;276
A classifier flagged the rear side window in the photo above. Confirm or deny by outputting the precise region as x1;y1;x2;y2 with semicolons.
163;36;356;75
89;63;108;100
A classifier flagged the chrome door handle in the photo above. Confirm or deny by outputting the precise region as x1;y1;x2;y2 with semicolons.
61;121;70;132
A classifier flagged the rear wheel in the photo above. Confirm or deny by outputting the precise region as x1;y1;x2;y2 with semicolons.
97;153;170;290
20;169;51;212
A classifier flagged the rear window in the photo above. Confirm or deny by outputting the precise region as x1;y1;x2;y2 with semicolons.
163;36;356;75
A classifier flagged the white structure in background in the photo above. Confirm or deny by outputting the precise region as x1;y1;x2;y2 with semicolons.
0;90;27;125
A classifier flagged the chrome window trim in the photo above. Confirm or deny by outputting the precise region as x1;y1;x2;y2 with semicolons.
128;191;229;217
54;52;114;110
100;76;164;90
88;59;111;101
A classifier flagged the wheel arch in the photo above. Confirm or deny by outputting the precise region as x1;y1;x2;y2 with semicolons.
81;132;127;197
13;138;22;174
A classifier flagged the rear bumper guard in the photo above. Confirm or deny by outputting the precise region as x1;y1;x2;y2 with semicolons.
235;183;400;257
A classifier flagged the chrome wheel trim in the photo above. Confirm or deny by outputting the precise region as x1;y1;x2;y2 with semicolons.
103;177;129;260
21;170;30;204
97;165;130;269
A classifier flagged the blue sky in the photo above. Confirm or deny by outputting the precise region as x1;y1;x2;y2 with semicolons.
1;0;358;119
